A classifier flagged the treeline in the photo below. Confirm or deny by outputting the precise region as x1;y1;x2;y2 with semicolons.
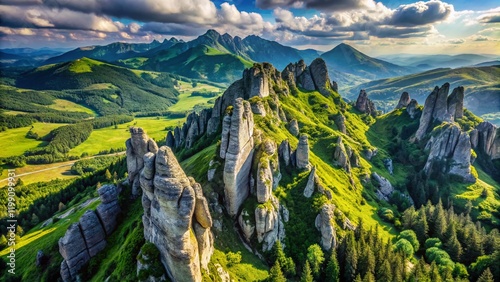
400;200;500;281
71;155;122;175
190;90;220;98
0;157;127;239
0;114;34;131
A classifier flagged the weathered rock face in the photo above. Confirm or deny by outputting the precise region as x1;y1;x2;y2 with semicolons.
473;122;500;160
423;123;475;183
406;99;419;119
254;196;284;251
59;184;120;282
278;140;292;167
303;166;316;198
251;100;267;116
334;114;347;134
447;86;464;120
383;158;393;175
126;127;159;196
244;65;270;98
333;136;350;172
141;146;213;282
355;90;377;116
220;98;255;216
36;250;46;267
288;119;299;136
415;83;467;141
395;92;411;109
372;172;394;201
238;210;255;241
309;58;334;97
314;204;336;251
296;134;310;169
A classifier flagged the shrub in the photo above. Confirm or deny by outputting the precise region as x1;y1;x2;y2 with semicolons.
393;238;414;258
425;238;442;249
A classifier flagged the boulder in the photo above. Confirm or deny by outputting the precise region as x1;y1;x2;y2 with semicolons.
383;158;393;175
288;119;299;136
296;134;310;169
334;114;347;134
309;58;332;97
314;204;336;250
251;100;267;116
355;90;377;116
303;166;316;198
406;99;419;119
372;172;394;201
96;200;120;236
333;136;350;172
395;92;411;109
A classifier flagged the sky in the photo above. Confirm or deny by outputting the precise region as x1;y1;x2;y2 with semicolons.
0;0;499;55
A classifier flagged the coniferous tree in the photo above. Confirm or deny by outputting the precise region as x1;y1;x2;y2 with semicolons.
300;261;314;282
432;200;447;240
477;268;494;282
325;249;340;282
402;205;416;230
464;228;483;265
414;207;428;246
344;233;358;282
307;244;325;279
354;274;362;282
357;246;375;278
444;224;462;262
429;261;442;282
362;272;375;282
271;240;296;277
376;260;392;282
268;261;286;282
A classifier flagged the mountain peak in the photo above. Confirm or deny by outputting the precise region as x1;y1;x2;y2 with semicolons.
203;29;222;38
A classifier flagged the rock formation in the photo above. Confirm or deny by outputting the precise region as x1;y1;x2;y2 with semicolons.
406;99;419;119
295;134;310;170
471;122;500;160
355;90;377;116
334;114;347;134
59;184;120;282
315;204;336;250
140;146;213;282
395;92;411;109
126;127;158;196
278;140;292;167
256;140;279;203
303;166;316;198
220;98;255;216
372;172;394;201
447;86;464;120
423;123;475;182
288;119;299;136
383;158;393;175
333;136;350;172
254;196;285;251
282;58;337;97
415;83;468;141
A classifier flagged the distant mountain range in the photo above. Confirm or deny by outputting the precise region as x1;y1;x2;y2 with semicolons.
348;65;500;124
378;53;499;70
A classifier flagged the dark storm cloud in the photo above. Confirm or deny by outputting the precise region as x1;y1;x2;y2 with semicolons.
480;14;500;23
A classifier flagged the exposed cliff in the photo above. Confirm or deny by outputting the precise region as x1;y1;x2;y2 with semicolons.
126;127;158;196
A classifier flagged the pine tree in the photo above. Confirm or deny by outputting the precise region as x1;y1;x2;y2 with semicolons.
432;200;447;240
464;228;483;264
105;169;112;180
376;260;392;282
307;244;325;279
300;261;314;282
414;207;428;246
402;206;416;230
477;268;494;282
269;261;286;282
362;272;375;282
325;249;340;282
271;241;295;277
444;224;462;262
429;261;442;282
344;233;358;282
354;274;362;282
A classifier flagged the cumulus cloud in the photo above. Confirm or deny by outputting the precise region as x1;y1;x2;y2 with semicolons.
389;0;454;26
448;38;465;44
257;0;376;11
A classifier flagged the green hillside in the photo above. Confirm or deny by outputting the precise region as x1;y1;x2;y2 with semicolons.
348;66;500;123
143;45;253;83
16;58;179;115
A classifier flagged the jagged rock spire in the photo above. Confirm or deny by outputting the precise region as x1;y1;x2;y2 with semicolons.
126;127;158;196
355;90;377;116
395;92;411;109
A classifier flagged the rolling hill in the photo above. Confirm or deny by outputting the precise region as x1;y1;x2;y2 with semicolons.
348;65;500;123
16;58;179;115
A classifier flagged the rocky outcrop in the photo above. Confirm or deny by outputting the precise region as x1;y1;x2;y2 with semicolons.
140;146;213;282
472;122;500;160
415;83;467;141
383;158;393;175
355;90;377;116
288;119;299;136
395;92;411;109
251;100;267;116
334;114;347;134
282;58;336;97
220;98;255;216
126;127;159;196
254;196;285;251
372;172;394;201
243;64;270;98
278;140;292;167
59;184;120;282
296;134;310;170
303;166;316;198
36;250;46;267
423;123;475;182
238;210;255;241
309;58;335;97
447;86;464;120
315;204;336;251
333;136;350;172
406;99;419;119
